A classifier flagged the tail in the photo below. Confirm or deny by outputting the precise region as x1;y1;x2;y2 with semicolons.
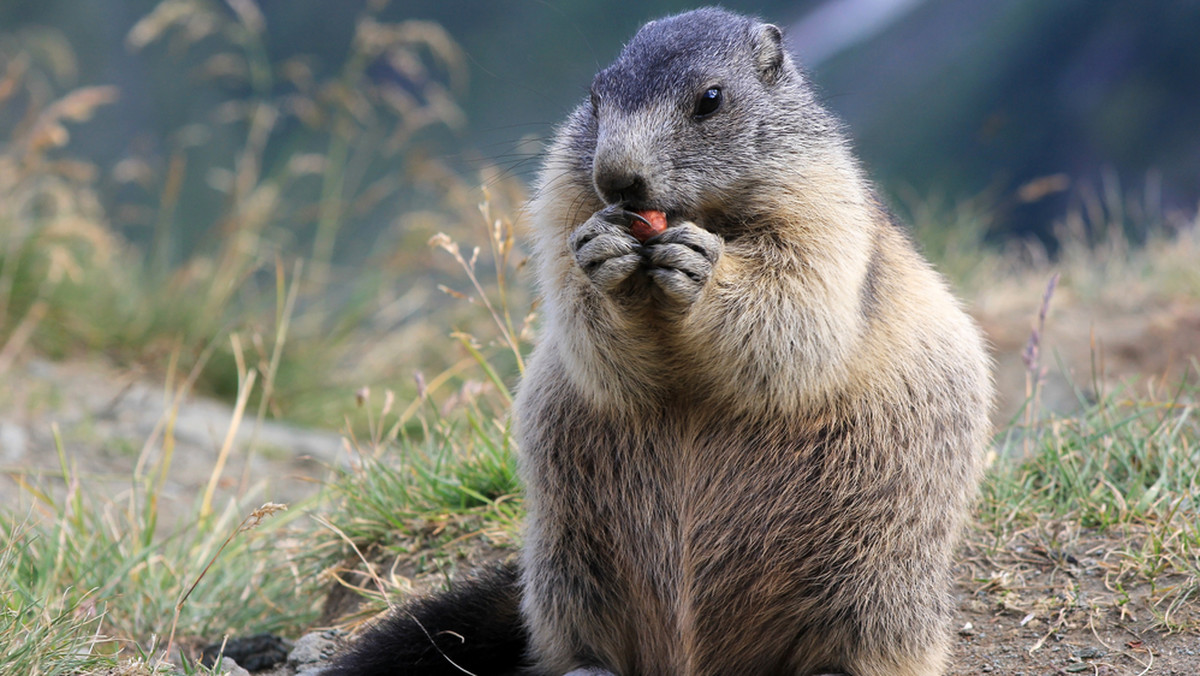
324;561;531;676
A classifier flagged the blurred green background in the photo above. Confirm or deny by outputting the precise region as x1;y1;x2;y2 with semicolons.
4;0;1198;255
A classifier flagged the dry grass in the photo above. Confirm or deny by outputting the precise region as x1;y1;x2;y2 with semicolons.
2;3;528;673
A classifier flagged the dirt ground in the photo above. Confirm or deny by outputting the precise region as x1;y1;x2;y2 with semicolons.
950;526;1200;675
959;295;1200;674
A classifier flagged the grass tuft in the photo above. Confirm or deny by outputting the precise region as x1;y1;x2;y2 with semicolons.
983;384;1199;532
1;518;109;676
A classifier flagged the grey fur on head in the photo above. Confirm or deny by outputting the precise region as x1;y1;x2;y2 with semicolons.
554;7;842;236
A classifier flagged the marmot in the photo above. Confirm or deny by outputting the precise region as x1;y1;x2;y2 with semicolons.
328;8;991;676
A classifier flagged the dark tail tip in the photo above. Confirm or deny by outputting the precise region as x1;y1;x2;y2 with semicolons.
323;560;529;676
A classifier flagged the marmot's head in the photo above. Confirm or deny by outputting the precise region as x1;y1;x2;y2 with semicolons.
554;8;842;233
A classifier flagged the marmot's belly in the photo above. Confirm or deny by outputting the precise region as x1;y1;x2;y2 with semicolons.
528;389;971;672
576;477;856;674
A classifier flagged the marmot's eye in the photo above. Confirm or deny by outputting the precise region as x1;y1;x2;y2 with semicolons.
590;91;601;114
694;87;722;119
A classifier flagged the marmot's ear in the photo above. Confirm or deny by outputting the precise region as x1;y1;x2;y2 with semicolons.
754;24;785;84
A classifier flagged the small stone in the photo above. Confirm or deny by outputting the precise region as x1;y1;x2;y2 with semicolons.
289;630;345;668
0;421;28;462
218;657;251;676
1073;646;1105;660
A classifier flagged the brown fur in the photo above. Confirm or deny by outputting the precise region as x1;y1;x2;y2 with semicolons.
513;8;991;676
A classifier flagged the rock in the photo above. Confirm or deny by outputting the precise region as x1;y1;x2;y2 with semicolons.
0;420;27;462
218;657;251;676
287;630;345;670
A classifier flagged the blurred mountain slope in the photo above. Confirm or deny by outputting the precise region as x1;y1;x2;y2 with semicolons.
812;0;1200;239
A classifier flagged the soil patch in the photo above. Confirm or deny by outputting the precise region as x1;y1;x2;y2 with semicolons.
951;528;1200;675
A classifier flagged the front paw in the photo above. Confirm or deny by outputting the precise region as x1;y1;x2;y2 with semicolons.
643;223;723;308
569;206;642;293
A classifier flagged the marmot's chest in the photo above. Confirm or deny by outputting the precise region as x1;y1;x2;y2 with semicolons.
563;411;841;558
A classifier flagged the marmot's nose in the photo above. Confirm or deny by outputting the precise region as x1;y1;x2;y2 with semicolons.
594;166;649;206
